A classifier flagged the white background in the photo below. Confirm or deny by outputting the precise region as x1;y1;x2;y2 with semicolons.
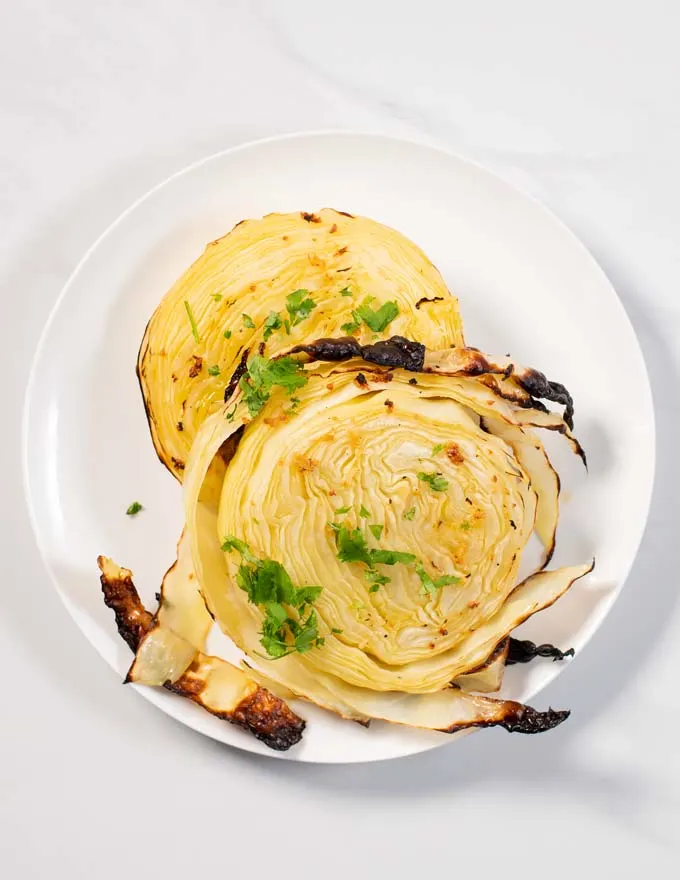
2;1;679;875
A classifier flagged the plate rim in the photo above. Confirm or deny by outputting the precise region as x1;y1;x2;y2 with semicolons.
21;128;656;763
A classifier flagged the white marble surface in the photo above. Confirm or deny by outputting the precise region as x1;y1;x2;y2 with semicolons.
1;0;679;875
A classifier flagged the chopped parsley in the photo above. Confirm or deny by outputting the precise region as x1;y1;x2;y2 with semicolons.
370;549;417;566
417;471;449;492
416;562;461;595
239;354;308;417
263;311;283;341
404;507;416;521
365;569;390;590
184;300;200;343
334;525;416;591
286;289;317;326
207;364;221;377
242;313;256;329
331;627;344;634
335;525;372;565
432;443;445;455
222;536;324;658
460;521;471;531
341;296;399;335
126;501;143;516
341;314;362;334
211;293;223;302
355;296;399;332
369;523;384;540
340;287;353;297
359;505;371;519
223;329;232;339
334;506;351;515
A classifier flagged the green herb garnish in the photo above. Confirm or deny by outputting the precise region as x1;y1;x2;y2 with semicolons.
335;525;372;565
417;471;449;492
211;293;223;302
369;523;384;540
432;443;445;455
359;505;370;519
404;507;416;521
207;364;221;377
365;570;390;590
222;536;324;658
263;311;283;341
242;313;256;329
331;627;344;634
415;562;461;595
340;287;353;297
460;521;471;531
341;315;362;334
334;506;351;515
223;329;232;339
370;549;417;566
184;300;200;343
334;525;415;576
354;296;399;332
286;289;317;326
126;501;143;516
239;354;308;418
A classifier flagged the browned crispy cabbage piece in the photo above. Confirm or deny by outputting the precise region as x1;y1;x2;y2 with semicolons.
97;555;305;751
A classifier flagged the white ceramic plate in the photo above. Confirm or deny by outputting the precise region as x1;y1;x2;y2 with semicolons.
23;132;654;763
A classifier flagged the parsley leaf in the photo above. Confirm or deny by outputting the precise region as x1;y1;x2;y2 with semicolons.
340;287;353;297
415;562;437;595
432;443;445;455
242;313;255;329
211;293;223;302
331;627;344;634
365;570;390;590
460;521;471;531
416;562;461;595
369;523;384;540
355;296;399;332
286;289;317;326
293;610;321;653
184;301;200;343
221;535;257;563
295;585;323;607
370;549;417;566
224;329;232;339
126;501;143;516
359;505;370;519
239;355;308;417
417;471;449;492
404;507;416;521
341;312;362;334
435;574;461;587
239;376;269;417
334;506;351;515
207;364;221;377
263;311;282;341
222;537;324;658
335;525;372;565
